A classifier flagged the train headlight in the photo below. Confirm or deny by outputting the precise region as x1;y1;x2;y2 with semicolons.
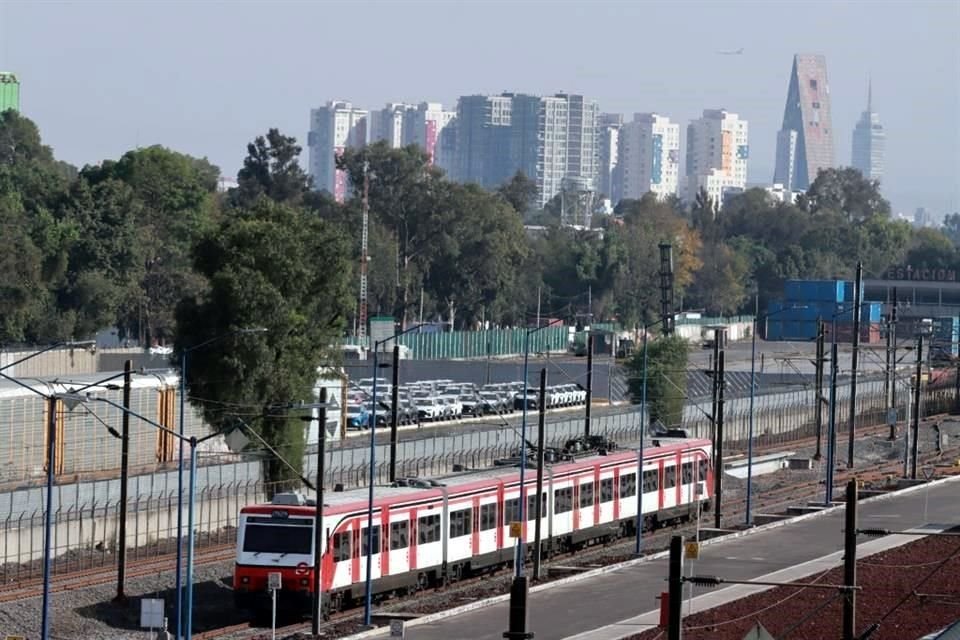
240;576;250;584
300;578;309;587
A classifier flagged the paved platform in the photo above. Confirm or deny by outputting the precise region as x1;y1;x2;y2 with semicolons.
380;476;960;640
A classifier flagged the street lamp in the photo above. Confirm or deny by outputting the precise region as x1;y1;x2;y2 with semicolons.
516;322;554;575
82;395;223;640
364;324;421;626
745;302;806;526
0;340;95;640
636;317;670;555
174;327;266;638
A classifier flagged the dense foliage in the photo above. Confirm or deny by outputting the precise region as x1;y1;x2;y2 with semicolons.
626;334;690;427
4;109;958;479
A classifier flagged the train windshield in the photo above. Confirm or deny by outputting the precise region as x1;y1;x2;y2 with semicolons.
243;523;313;555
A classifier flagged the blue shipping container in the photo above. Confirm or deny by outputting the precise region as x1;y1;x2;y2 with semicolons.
765;320;783;341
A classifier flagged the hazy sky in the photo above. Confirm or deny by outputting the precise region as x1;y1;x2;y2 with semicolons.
2;0;958;215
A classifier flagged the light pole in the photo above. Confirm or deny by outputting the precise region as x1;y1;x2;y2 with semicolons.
516;322;554;575
745;302;806;526
174;327;265;638
83;396;223;640
0;340;95;640
637;317;668;555
364;324;420;626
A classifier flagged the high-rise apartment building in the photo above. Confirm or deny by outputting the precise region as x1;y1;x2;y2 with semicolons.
308;100;368;202
597;113;623;203
0;72;19;113
851;81;885;183
368;102;456;169
453;92;598;208
453;94;515;186
773;54;834;191
685;109;749;208
369;103;410;148
405;102;456;167
619;113;680;201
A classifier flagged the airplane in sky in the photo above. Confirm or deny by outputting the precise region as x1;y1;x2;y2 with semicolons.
717;48;744;55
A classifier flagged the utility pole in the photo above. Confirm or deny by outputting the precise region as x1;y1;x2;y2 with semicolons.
842;479;858;640
847;262;863;468
114;359;132;603
911;332;923;479
826;342;839;504
709;333;720;465
533;369;548;580
814;319;825;460
312;388;327;635
389;344;401;483
584;334;593;438
667;535;684;640
358;161;370;340
658;243;675;335
890;287;898;411
713;350;725;529
883;312;897;424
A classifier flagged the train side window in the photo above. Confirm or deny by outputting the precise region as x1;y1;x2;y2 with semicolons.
698;459;708;482
554;487;573;514
418;514;441;544
449;508;473;538
642;469;658;493
332;531;351;562
527;492;547;520
390;521;409;550
600;478;614;503
504;497;520;524
579;482;594;508
361;525;381;556
664;466;677;489
681;462;694;484
620;473;637;498
480;503;498;531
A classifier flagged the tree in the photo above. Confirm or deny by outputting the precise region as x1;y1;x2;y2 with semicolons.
903;228;957;271
626;334;689;427
82;145;218;344
497;171;538;216
176;198;353;484
426;183;529;326
807;167;891;221
337;143;455;324
58;177;145;337
686;242;750;315
942;213;960;247
232;129;312;207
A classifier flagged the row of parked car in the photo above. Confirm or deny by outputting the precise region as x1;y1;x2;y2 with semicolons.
344;378;589;430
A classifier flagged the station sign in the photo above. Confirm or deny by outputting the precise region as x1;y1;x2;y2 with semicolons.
884;266;957;282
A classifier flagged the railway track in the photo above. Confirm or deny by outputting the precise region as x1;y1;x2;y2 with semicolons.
0;544;236;604
4;413;954;639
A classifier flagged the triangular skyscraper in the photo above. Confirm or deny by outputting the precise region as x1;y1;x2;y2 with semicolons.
773;54;835;191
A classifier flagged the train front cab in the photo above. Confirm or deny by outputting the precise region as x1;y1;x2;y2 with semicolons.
233;506;320;613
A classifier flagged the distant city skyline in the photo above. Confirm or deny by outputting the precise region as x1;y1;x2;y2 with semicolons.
1;1;957;215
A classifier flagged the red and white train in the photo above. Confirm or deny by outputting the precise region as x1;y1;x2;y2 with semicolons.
233;437;713;616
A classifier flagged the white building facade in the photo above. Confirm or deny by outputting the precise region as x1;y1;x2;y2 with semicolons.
685;109;749;208
619;113;680;200
850;82;885;183
308;101;369;202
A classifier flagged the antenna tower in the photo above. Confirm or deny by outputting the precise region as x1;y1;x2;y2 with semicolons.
358;161;370;340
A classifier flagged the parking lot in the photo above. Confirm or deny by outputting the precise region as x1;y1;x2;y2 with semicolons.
344;377;590;431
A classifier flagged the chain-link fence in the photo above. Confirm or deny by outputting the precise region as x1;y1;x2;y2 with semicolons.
1;381;953;586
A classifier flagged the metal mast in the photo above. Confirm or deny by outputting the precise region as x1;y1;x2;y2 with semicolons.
358;161;370;340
